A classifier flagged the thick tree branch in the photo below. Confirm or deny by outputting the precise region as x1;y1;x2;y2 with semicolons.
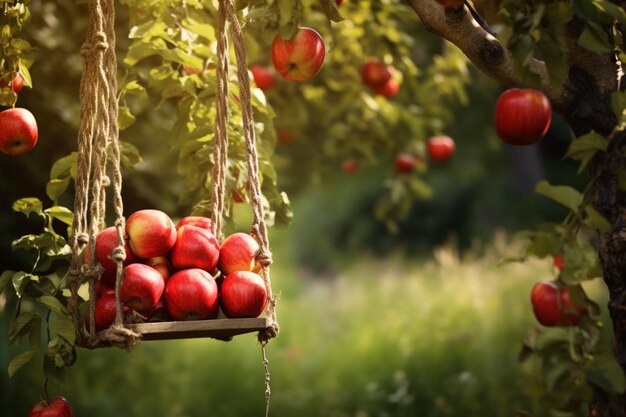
406;0;549;92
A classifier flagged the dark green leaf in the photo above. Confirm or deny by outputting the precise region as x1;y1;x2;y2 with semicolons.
8;350;38;378
535;180;583;211
37;295;68;315
49;313;76;345
0;270;14;294
44;353;66;385
11;272;38;298
584;205;612;232
318;0;344;23
592;0;626;26
8;311;41;343
578;22;613;53
586;352;626;394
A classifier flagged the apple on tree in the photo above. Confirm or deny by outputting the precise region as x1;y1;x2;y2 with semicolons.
494;88;552;146
170;225;220;272
394;153;417;173
530;280;588;327
553;254;565;271
426;135;456;162
373;78;399;98
28;396;74;417
220;271;268;318
342;158;358;174
272;27;326;82
120;263;165;314
164;268;219;320
126;209;177;258
361;59;392;88
0;107;38;156
277;128;296;145
250;65;276;91
1;72;25;93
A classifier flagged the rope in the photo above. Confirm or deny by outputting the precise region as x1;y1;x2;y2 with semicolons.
68;0;128;347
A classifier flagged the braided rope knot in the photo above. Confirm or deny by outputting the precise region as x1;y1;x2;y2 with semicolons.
256;249;273;268
79;31;109;57
110;245;126;263
77;232;90;246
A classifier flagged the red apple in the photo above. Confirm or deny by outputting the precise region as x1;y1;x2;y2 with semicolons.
218;232;261;276
272;27;326;82
176;215;213;231
342;158;358;174
337;0;346;5
89;226;138;285
85;293;131;332
361;60;392;87
29;396;74;417
250;65;276;91
126;209;177;258
553;254;565;271
394;153;417;173
220;271;268;318
426;135;456;162
170;225;220;272
494;88;552;146
277;128;296;145
164;268;219;320
1;72;24;93
0;108;38;156
120;263;165;314
146;256;172;282
372;78;399;98
436;0;464;7
144;298;168;321
530;280;588;327
94;280;115;299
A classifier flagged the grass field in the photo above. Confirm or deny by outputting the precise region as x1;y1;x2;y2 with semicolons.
1;230;611;417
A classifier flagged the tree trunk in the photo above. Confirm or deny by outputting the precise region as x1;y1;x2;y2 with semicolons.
560;69;626;417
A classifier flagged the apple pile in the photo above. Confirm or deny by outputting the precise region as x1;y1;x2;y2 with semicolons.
0;71;38;157
361;59;399;98
85;209;268;332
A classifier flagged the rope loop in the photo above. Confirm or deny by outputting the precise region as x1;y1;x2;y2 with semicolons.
256;249;273;268
77;232;90;246
101;175;111;188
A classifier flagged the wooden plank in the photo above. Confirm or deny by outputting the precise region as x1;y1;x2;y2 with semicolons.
127;317;268;341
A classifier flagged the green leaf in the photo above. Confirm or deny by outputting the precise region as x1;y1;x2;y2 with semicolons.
0;270;14;294
49;313;76;345
592;0;626;26
120;141;143;167
118;106;136;131
12;197;43;218
44;354;66;386
12;272;38;298
44;206;73;226
587;352;626;394
318;0;344;23
565;131;607;173
535;180;583;211
37;295;68;315
584;205;612;232
578;22;613;53
8;311;41;343
8;350;38;378
50;153;77;180
46;177;71;202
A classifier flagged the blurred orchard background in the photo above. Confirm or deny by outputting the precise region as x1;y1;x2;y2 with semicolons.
0;1;618;417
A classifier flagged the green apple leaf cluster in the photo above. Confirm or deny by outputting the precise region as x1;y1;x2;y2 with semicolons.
0;0;34;107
